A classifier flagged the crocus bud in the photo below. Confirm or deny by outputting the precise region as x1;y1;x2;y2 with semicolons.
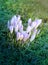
10;15;17;26
22;31;29;41
9;26;13;34
26;26;32;33
28;18;32;26
17;15;21;21
19;25;23;32
16;32;23;41
30;29;37;42
14;25;18;33
16;32;20;40
19;33;23;41
31;21;36;29
35;19;42;29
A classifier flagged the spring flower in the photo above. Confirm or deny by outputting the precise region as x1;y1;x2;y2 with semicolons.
16;32;23;41
7;15;42;42
9;25;14;34
19;24;23;32
31;21;37;29
21;31;30;41
7;21;13;34
30;29;37;42
26;26;32;33
14;25;19;33
18;20;23;32
35;19;42;29
16;32;20;40
19;33;23;41
17;15;21;22
28;18;32;26
10;15;17;26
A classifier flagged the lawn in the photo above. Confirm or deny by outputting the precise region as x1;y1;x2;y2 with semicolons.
0;0;48;65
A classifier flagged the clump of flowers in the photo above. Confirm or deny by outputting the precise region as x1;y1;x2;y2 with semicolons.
7;15;42;42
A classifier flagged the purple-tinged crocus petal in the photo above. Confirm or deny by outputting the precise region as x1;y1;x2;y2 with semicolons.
35;19;42;29
19;33;23;40
17;15;21;22
16;32;23;41
19;25;23;32
10;15;17;26
30;29;37;42
26;26;32;33
31;21;37;29
22;31;30;41
16;32;20;40
9;26;13;34
28;18;32;26
14;25;19;33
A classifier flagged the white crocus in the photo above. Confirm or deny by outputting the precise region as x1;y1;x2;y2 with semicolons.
8;15;42;42
30;29;37;42
9;26;13;34
14;25;19;33
16;32;20;40
17;15;21;22
18;20;23;32
28;18;32;26
19;25;23;32
22;31;30;41
26;26;32;33
19;33;23;41
10;15;17;26
35;19;42;29
16;32;23;41
31;21;37;29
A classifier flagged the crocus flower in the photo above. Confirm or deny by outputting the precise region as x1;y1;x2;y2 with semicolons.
30;29;37;42
21;31;30;41
26;26;32;33
35;19;42;29
16;32;20;40
31;21;37;29
8;15;42;42
19;24;23;32
19;33;23;41
14;25;19;33
28;18;32;26
8;20;14;34
16;32;23;41
16;16;21;22
9;25;13;34
10;15;17;26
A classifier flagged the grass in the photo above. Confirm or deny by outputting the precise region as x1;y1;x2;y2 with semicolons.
0;0;48;65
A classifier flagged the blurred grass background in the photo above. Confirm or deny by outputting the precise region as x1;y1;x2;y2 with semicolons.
0;0;48;65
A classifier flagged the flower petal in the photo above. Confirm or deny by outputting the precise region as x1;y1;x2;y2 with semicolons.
35;19;42;28
28;18;32;26
16;32;20;40
9;26;13;34
26;26;32;33
30;29;37;42
14;25;19;32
